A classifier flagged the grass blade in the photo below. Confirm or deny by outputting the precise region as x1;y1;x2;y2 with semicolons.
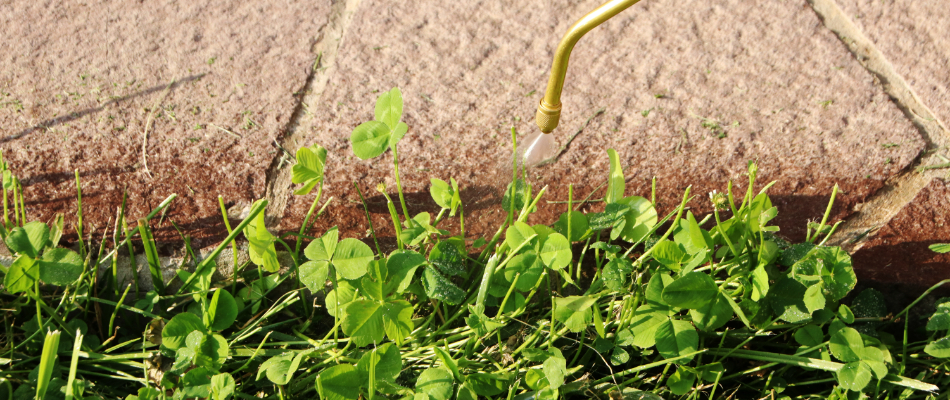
36;330;61;400
74;170;85;259
137;219;165;294
64;329;83;400
93;193;178;283
707;348;938;392
177;199;267;296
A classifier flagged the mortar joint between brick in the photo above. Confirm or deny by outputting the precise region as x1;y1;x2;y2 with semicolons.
261;0;363;226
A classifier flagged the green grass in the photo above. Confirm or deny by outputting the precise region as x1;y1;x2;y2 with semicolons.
0;91;948;400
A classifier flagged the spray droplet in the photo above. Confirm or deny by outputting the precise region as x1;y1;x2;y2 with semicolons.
520;131;557;166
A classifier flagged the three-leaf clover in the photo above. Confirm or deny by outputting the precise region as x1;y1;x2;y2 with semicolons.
430;177;462;216
502;222;572;290
3;221;83;293
829;327;889;391
350;87;408;160
300;226;375;293
291;144;327;195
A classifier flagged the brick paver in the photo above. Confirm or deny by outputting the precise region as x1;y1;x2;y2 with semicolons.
834;0;950;131
280;0;922;244
0;0;329;246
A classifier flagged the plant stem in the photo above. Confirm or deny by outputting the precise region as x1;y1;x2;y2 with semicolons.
379;188;405;250
107;284;132;340
11;175;20;227
635;186;691;266
509;127;518;227
727;180;739;217
122;217;139;297
818;221;842;247
330;268;341;347
218;196;240;293
296;183;324;256
109;207;121;296
811;183;838;244
592;350;707;385
354;183;383;253
548;276;556;345
477;222;507;262
458;204;465;241
35;282;43;328
577;236;591;281
1;165;8;230
390;144;412;222
432;207;448;227
16;177;24;225
566;184;574;286
651;175;657;206
75;170;86;259
497;273;521;314
714;206;740;258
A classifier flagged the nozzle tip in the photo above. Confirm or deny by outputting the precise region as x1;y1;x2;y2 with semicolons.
536;100;561;133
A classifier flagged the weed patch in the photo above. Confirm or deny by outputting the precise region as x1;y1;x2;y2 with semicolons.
0;90;947;400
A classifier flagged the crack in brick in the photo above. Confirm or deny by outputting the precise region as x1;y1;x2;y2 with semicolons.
263;0;364;226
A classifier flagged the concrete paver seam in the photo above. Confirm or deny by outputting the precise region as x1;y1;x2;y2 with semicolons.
263;0;364;226
808;0;950;252
109;0;368;288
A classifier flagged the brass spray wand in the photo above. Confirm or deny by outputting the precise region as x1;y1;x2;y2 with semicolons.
536;0;643;134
